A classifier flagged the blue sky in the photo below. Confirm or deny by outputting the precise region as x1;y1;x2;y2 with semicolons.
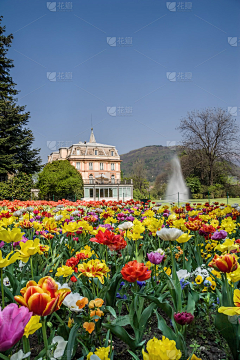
1;0;240;163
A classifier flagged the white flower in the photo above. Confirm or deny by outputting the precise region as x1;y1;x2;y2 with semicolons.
156;228;183;241
176;269;190;280
194;267;209;279
13;211;22;217
52;336;68;359
55;282;71;290
63;292;84;312
232;203;239;208
3;277;10;286
19;260;26;269
155;248;165;256
118;222;133;231
71;211;79;216
56;204;64;209
26;207;34;212
54;215;63;221
95;208;103;213
10;350;31;360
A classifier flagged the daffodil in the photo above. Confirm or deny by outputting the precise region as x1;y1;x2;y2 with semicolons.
0;228;24;243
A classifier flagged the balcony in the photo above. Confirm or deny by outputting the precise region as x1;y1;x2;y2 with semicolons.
83;179;133;185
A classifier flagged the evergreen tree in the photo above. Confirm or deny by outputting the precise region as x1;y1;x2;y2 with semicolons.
0;16;41;177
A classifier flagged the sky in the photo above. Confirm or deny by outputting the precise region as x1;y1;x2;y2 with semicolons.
1;0;240;163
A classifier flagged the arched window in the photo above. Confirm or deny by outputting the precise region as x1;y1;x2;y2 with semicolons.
89;174;94;184
111;175;115;184
76;149;80;155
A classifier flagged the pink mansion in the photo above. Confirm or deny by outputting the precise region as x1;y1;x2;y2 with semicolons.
48;129;133;200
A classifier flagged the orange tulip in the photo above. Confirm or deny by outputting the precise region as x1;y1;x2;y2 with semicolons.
209;254;238;273
83;322;95;334
14;276;71;316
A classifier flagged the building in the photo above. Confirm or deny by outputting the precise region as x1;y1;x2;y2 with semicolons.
48;129;133;201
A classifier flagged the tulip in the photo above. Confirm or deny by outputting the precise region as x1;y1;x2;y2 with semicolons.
0;228;25;243
156;228;183;241
211;230;228;240
209;253;238;273
121;260;151;283
174;311;194;325
147;252;164;265
0;303;32;352
176;232;193;243
24;315;42;338
55;265;74;277
14;276;71;316
142;336;182;360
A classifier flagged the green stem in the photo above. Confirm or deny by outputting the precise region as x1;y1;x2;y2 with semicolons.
182;243;185;269
1;268;4;308
30;257;34;279
224;273;232;306
22;336;30;360
41;317;49;358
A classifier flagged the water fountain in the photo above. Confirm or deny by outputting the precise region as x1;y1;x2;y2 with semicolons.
165;155;189;202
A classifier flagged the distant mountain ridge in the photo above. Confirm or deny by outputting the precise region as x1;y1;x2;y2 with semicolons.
120;145;175;182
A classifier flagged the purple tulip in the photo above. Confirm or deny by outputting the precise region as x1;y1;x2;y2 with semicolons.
0;303;32;352
0;241;4;248
174;311;194;325
211;230;228;240
147;252;165;265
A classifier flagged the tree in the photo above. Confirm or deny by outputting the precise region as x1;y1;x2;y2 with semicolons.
37;160;84;200
0;16;41;177
177;108;240;186
131;159;149;194
0;172;33;200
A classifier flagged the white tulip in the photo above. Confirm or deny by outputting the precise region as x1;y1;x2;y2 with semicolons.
156;228;183;241
52;336;68;359
55;282;71;290
10;350;31;360
176;269;190;280
118;222;133;231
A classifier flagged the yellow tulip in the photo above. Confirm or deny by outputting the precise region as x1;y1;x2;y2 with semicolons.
142;336;182;360
24;315;42;338
16;238;40;262
0;228;24;243
0;250;21;268
176;232;193;243
55;265;74;277
218;289;240;316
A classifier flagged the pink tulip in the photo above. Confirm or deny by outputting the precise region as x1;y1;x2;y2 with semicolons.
0;303;32;352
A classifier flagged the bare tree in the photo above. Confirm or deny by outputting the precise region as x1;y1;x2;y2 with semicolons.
177;108;240;185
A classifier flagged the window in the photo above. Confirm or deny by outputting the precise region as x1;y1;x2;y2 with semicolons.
90;189;93;198
76;162;80;170
100;189;104;198
111;151;114;156
109;188;113;197
89;174;94;184
111;163;115;171
89;162;93;170
95;150;98;155
100;162;103;170
76;149;80;155
111;175;115;184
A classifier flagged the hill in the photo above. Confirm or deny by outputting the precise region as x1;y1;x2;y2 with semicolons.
120;145;175;182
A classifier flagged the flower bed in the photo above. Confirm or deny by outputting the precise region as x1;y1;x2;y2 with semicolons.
0;199;240;360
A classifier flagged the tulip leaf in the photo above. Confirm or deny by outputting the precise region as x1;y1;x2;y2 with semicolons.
3;284;15;302
186;292;195;314
128;350;141;360
66;323;80;360
155;309;177;342
215;312;239;360
139;302;157;338
106;306;117;319
105;273;122;307
111;315;130;326
103;323;139;351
